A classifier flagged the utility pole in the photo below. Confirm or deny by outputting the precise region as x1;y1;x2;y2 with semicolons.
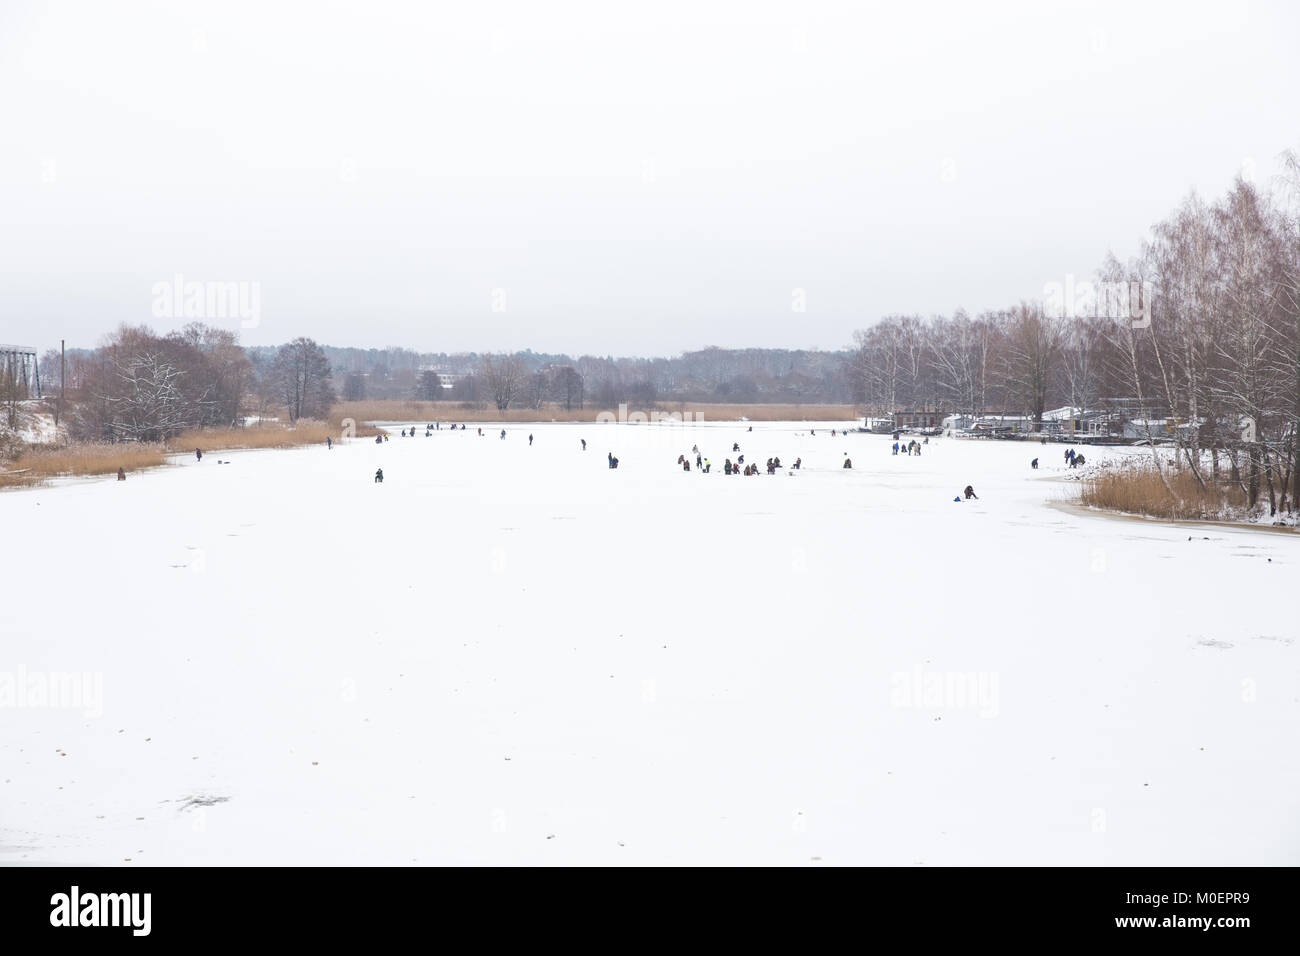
57;339;65;429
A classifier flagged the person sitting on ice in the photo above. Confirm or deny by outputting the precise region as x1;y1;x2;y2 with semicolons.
608;452;618;469
1073;453;1086;468
1031;458;1039;469
724;459;733;475
732;442;740;452
375;468;385;484
773;457;781;468
703;459;711;473
964;484;978;499
793;458;801;470
843;457;852;468
117;467;126;481
375;435;383;445
736;454;744;465
683;460;690;472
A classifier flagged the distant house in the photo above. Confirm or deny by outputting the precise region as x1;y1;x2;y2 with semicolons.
942;413;1034;433
891;410;944;429
417;367;465;391
1041;407;1124;437
969;415;1036;434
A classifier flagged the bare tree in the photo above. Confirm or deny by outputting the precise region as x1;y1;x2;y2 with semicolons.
481;354;525;411
1002;301;1064;427
273;338;336;422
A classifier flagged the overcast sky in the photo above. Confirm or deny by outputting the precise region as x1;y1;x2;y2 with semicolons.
1;0;1297;357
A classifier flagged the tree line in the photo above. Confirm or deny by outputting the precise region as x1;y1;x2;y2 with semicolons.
50;325;336;442
286;345;853;406
849;151;1300;513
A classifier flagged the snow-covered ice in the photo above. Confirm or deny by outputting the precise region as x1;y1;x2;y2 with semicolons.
1;422;1297;865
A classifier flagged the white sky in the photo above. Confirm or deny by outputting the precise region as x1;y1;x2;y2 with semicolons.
1;0;1297;356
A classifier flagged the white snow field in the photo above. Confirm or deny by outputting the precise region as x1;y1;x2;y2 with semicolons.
1;421;1297;866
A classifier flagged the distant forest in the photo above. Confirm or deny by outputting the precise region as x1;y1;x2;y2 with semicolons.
244;345;855;406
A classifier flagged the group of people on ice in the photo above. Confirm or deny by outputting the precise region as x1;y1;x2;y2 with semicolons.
670;440;810;477
1065;447;1087;468
363;424;975;498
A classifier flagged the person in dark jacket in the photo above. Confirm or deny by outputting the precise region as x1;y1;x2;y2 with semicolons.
1031;458;1038;469
375;469;385;484
964;484;977;499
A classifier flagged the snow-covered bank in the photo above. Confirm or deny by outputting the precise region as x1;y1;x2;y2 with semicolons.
1;423;1296;865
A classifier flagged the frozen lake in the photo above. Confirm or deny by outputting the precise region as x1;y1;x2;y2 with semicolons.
2;421;1297;865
